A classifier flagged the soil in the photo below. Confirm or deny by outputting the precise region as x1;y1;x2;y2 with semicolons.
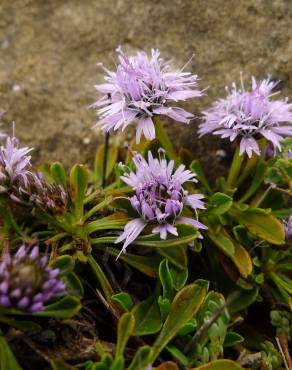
0;0;291;177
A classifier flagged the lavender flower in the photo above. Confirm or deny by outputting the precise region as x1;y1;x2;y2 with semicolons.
198;76;292;157
284;214;292;243
93;48;203;143
0;244;65;312
115;149;207;255
0;135;33;195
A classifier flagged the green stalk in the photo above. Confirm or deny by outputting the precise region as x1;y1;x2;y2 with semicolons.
226;146;245;189
153;116;177;162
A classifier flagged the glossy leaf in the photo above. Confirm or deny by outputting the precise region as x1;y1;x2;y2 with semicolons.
92;246;161;278
207;192;233;215
132;291;162;336
157;246;187;270
50;162;67;189
63;272;84;298
86;212;130;234
228;288;259;313
116;312;135;358
207;229;235;257
150;283;207;361
231;244;253;278
159;259;174;300
112;293;133;312
35;296;81;318
230;207;285;245
223;332;244;347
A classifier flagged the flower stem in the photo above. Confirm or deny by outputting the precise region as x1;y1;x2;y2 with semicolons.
153;116;177;162
226;146;245;189
102;132;110;188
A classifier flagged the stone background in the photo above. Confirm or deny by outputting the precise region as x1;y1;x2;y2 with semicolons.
0;0;291;174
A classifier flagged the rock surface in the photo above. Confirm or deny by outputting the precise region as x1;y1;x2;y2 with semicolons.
0;0;291;175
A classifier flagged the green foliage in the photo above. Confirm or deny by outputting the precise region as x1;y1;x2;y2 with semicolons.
0;122;291;370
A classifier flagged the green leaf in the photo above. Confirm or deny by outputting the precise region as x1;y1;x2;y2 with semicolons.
153;116;177;161
94;143;118;185
0;334;22;370
92;246;161;278
229;207;285;245
116;312;135;358
224;332;244;347
69;164;88;219
159;259;174;300
132;291;162;336
190;359;243;370
49;255;75;276
35;296;81;318
228;288;259;313
127;346;152;370
168;264;188;291
150;283;207;362
239;162;267;203
207;193;233;215
112;293;133;312
157;246;188;270
166;345;189;367
231;244;253;278
86;212;130;234
207;229;235;257
50;162;67;189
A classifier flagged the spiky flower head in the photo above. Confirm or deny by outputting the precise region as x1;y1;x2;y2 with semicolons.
198;76;292;157
93;47;203;143
0;135;33;195
115;149;207;255
20;172;68;215
0;244;65;312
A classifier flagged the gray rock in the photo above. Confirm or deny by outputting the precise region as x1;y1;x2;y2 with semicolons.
0;0;291;177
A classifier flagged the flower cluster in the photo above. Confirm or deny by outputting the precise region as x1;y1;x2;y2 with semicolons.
198;76;292;157
20;172;68;215
93;48;202;143
0;135;33;195
115;149;207;255
0;135;68;215
0;244;65;312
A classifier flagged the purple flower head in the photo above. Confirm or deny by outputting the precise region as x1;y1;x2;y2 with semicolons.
284;214;292;243
19;172;68;215
115;149;207;255
0;244;66;312
198;76;292;157
0;135;33;195
93;47;203;143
